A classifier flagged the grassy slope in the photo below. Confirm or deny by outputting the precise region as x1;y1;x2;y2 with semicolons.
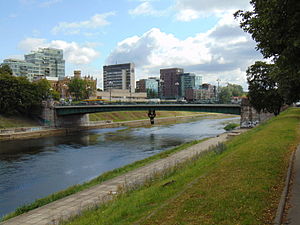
65;108;300;225
0;115;39;129
89;111;205;122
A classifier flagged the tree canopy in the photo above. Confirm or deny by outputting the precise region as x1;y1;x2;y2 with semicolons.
0;68;52;115
235;0;300;104
68;78;96;100
218;84;243;104
246;61;284;115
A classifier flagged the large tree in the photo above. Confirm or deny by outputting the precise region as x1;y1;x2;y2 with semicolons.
246;61;284;115
218;84;243;104
0;71;51;115
235;0;300;103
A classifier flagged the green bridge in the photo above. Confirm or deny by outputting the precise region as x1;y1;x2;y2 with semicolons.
48;104;241;127
54;104;241;116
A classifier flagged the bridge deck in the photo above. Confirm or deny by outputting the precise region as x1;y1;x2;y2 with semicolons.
54;104;241;116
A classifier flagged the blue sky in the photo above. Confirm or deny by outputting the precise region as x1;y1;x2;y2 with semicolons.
0;0;263;89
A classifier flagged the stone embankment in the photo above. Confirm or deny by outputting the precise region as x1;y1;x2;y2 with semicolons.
0;129;246;225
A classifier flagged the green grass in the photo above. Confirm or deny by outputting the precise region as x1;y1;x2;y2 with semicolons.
224;122;240;131
0;115;39;129
1;139;206;222
89;111;206;122
64;108;300;225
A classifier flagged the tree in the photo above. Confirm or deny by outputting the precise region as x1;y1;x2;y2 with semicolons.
68;78;86;100
218;83;243;103
246;61;284;115
235;0;300;103
0;64;13;75
0;70;51;115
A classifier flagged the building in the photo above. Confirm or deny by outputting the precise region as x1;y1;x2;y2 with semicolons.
25;48;65;78
136;77;159;98
160;68;184;99
96;89;147;102
103;63;135;93
2;48;65;81
179;73;202;98
2;59;39;81
201;83;217;100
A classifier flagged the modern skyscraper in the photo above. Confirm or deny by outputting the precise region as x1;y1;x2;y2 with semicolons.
103;63;135;93
25;48;65;78
180;73;202;98
160;68;183;99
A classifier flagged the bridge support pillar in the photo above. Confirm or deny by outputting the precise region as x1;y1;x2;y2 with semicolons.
148;110;156;125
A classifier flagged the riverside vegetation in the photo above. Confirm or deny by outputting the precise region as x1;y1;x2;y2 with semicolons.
60;108;300;225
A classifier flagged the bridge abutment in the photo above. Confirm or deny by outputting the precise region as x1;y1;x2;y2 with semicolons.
41;101;90;127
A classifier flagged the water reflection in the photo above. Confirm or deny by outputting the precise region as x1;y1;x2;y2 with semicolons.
0;117;239;217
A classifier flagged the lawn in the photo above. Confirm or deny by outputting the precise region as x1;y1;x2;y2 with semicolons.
65;108;300;225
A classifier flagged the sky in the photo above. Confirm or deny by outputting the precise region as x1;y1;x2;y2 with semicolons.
0;0;263;89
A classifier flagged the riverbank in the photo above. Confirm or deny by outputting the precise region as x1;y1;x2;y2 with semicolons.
0;112;232;141
0;127;246;224
63;108;300;225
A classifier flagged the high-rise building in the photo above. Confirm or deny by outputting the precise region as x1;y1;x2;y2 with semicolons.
160;68;184;99
103;63;135;93
136;77;159;98
2;59;39;81
25;48;65;78
1;48;65;81
180;73;202;98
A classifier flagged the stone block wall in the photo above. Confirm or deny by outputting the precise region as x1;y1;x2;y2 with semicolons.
240;98;274;128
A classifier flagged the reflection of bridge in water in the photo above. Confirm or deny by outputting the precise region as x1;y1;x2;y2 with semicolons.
46;104;241;127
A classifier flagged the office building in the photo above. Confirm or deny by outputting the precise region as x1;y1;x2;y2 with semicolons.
25;48;65;78
160;68;184;99
180;73;202;98
103;63;135;93
136;77;159;98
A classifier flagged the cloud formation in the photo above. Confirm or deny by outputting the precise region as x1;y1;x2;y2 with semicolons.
19;38;99;65
106;13;262;88
52;12;115;35
129;1;167;16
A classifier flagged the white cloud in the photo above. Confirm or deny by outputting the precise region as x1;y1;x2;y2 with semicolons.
18;38;100;65
106;13;263;88
175;0;251;21
129;2;166;16
52;12;115;35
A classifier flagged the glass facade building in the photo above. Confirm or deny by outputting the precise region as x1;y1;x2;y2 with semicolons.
25;48;65;78
2;48;65;81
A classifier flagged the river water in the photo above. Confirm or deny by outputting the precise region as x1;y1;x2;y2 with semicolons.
0;116;239;217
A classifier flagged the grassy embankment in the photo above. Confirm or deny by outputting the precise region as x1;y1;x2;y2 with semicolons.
0;115;39;129
89;111;206;122
63;108;300;225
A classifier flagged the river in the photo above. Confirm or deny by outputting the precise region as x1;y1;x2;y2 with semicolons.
0;116;239;217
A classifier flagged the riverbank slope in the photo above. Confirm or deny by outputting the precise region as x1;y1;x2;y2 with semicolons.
63;108;300;225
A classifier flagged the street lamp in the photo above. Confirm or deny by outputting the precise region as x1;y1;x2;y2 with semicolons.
175;82;179;101
109;81;113;102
